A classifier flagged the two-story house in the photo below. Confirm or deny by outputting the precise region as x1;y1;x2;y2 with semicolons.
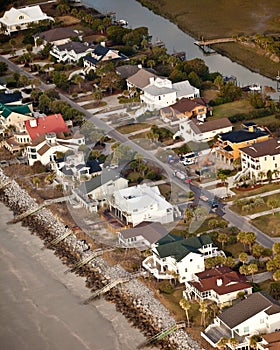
50;42;95;63
184;266;252;306
160;97;211;124
108;184;174;227
140;77;200;111
239;138;280;182
216;122;270;165
0;102;34;134
143;233;221;283
34;27;80;47
257;331;280;350
0;5;53;35
202;291;280;349
174;117;233;143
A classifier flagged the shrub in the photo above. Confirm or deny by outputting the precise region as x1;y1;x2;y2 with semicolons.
159;282;174;294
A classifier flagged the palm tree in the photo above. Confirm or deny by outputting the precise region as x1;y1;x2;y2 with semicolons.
73;74;84;91
217;233;229;250
244;232;256;253
267;198;278;215
239;252;248;265
258;171;266;183
32;176;40;188
247;263;258;282
273;169;280;180
237;231;247;250
228;337;239;349
199;300;207;327
239;264;249;277
217;337;228;350
272;242;280;256
273;269;280;282
179;298;191;327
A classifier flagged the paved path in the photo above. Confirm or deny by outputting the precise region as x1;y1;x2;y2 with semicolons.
248;207;280;220
247;271;272;283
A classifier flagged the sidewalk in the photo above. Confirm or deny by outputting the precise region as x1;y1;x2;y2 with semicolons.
248;207;280;220
247;271;272;283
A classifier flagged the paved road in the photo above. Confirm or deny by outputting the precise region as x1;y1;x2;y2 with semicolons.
0;55;275;249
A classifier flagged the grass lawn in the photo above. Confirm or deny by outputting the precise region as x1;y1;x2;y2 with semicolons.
231;193;280;216
116;123;151;134
56;16;80;25
212;100;254;120
223;242;245;259
81;101;107;109
251;212;280;237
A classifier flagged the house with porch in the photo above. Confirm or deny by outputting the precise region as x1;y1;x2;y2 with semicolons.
34;27;80;47
257;331;280;350
215;122;270;165
160;97;211;124
142;233;221;283
83;42;128;73
201;291;280;349
239;138;280;182
118;221;168;251
72;169;128;212
0;5;54;35
184;266;252;306
26;132;85;166
140;77;200;111
108;183;174;227
126;68;158;91
174;117;233;143
0;102;34;135
50;42;95;63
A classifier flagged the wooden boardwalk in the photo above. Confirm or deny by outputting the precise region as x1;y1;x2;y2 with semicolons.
195;38;236;46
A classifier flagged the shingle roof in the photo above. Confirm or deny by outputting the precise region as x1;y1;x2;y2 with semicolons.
121;221;168;243
116;65;140;79
36;27;77;43
170;97;208;113
240;138;280;158
0;91;22;104
155;234;212;262
219;129;268;143
127;69;158;89
190;117;232;134
56;41;93;54
219;291;280;329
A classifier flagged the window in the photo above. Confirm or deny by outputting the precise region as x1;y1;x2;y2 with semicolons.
275;164;278;168
185;268;188;272
264;157;267;161
260;318;264;324
243;326;249;333
273;156;275;160
190;259;193;262
19;15;24;20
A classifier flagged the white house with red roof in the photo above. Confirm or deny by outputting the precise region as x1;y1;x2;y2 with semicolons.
184;266;252;306
25;113;69;142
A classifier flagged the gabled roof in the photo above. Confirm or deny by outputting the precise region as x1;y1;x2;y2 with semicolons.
116;65;140;79
190;117;232;134
240;138;280;158
36;27;77;43
189;266;251;296
172;80;199;98
0;103;32;118
25;114;69;141
127;68;158;89
0;91;22;104
261;331;280;350
219;129;268;143
121;221;168;243
170;97;209;114
1;6;53;26
77;169;121;195
83;44;128;65
155;234;212;262
219;291;280;329
56;41;94;54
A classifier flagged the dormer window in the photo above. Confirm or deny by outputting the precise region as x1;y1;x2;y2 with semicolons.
19;15;24;20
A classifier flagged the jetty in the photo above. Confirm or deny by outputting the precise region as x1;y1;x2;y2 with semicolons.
194;37;236;54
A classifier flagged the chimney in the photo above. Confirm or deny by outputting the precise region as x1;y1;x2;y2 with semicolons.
149;76;155;84
138;64;142;69
216;278;223;287
100;41;106;47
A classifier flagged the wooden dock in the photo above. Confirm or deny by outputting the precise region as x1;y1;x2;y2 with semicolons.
194;37;236;46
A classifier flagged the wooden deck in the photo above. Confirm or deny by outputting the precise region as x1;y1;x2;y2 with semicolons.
195;38;236;46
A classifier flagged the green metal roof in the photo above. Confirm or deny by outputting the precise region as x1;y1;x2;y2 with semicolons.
0;103;32;119
155;234;213;262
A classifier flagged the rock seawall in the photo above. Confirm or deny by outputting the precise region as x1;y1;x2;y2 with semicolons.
0;170;204;350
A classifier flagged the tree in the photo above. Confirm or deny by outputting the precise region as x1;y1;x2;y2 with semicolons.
247;263;258;282
73;74;84;91
100;71;121;94
199;300;207;327
217;233;229;250
267;169;273;183
208;219;219;230
266;259;277;273
239;264;250;277
273;242;280;256
248;92;265;108
38;94;51;113
258;171;266;183
273;270;280;282
179;298;191;327
237;231;247;250
214;75;224;90
267;198;278;215
217;337;228;350
184;208;194;223
0;62;8;75
228;338;239;350
244;232;256;253
92;89;103;102
32;176;40;188
250;335;262;350
252;243;263;261
239;252;248;265
219;81;242;101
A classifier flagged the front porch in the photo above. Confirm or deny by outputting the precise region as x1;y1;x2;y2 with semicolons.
142;256;175;280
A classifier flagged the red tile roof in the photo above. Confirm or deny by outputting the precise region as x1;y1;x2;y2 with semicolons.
189;266;251;296
25;114;69;141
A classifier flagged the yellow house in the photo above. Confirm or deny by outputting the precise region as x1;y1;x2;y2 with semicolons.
216;123;270;164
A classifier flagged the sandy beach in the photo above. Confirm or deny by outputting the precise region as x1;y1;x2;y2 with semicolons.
0;202;152;350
